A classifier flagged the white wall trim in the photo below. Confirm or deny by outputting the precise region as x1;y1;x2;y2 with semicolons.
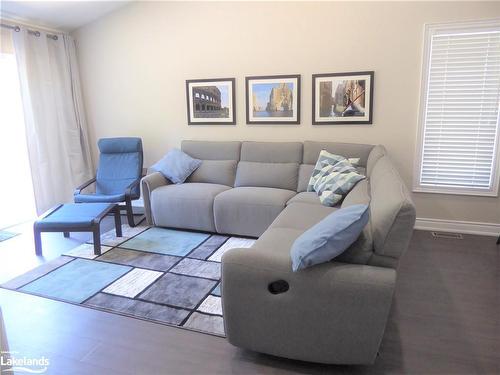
415;217;500;237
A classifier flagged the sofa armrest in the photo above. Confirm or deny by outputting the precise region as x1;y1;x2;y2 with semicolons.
141;172;170;225
221;248;396;364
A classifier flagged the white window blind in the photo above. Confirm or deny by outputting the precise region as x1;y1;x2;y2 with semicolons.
415;20;500;196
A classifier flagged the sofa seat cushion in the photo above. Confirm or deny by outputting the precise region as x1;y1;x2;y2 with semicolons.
186;160;237;186
214;187;296;237
151;182;231;232
271;202;336;231
286;192;321;206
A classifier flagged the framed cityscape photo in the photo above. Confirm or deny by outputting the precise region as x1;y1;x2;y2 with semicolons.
186;78;236;125
312;71;374;125
246;74;300;124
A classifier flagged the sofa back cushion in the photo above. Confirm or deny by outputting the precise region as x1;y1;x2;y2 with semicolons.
182;140;241;160
366;145;387;177
297;164;315;192
182;140;241;186
341;179;370;208
369;156;416;259
187;160;238;186
240;141;303;163
335;179;374;264
303;141;373;167
235;142;302;190
235;162;299;190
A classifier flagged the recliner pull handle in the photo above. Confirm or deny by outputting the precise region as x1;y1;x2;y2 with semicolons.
268;280;289;294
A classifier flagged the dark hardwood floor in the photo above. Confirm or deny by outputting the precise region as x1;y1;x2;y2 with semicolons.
0;219;499;374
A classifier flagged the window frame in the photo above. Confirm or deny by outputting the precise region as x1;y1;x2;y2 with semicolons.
413;19;500;197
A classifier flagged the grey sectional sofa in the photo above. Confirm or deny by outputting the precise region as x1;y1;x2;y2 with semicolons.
141;140;416;365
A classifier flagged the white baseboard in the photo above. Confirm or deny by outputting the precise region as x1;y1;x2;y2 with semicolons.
415;217;500;237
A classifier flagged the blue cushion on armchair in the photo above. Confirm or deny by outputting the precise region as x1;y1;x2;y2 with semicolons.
290;204;369;271
151;148;201;184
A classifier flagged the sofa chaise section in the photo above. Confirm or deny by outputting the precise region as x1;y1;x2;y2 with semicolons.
221;142;416;365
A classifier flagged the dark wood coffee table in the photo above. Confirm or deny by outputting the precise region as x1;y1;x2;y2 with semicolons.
33;203;122;256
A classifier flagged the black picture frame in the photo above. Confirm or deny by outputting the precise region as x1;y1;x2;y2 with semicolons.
312;71;374;125
245;74;301;124
186;78;236;125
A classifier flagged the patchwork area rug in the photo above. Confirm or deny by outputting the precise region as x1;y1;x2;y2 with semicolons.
0;231;19;243
1;226;256;337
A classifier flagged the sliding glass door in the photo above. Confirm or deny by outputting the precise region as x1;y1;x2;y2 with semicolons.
0;29;36;229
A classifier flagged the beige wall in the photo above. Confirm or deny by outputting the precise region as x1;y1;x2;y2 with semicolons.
72;1;500;224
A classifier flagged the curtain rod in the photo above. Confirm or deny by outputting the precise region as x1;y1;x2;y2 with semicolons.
1;23;59;40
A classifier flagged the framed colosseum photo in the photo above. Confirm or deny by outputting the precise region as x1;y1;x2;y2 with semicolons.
312;71;374;125
246;74;300;124
186;78;236;125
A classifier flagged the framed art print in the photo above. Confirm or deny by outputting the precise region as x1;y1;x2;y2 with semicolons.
312;71;374;125
246;75;300;124
186;78;236;125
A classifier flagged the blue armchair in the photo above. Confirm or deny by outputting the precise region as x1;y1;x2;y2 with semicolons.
74;137;145;227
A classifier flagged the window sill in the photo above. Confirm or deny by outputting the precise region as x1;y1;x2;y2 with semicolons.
413;186;499;198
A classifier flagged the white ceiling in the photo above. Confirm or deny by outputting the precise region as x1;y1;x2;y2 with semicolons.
0;1;132;32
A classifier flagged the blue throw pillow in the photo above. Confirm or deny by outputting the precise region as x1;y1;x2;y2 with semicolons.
290;204;369;271
150;148;201;184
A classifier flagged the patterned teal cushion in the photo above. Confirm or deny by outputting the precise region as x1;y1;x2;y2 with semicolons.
307;150;360;192
311;153;365;207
